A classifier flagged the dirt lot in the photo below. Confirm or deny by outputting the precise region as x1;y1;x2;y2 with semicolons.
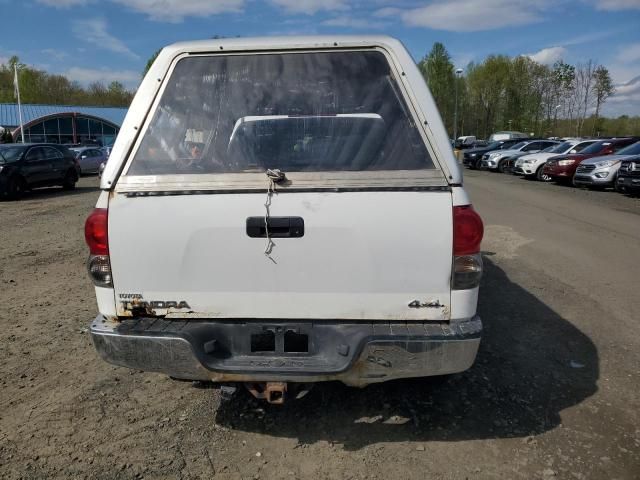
1;173;639;479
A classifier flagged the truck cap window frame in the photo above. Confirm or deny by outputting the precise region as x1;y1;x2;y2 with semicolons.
117;48;447;193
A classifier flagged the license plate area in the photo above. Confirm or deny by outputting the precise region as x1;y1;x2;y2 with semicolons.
250;326;310;354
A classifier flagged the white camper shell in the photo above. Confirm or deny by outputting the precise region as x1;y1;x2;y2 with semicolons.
86;36;484;401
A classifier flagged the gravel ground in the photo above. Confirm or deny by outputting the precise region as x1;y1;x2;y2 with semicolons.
0;173;638;479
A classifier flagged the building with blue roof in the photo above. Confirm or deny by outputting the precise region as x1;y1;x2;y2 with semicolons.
0;103;128;146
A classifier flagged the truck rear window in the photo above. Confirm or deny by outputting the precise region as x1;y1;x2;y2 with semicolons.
127;51;434;176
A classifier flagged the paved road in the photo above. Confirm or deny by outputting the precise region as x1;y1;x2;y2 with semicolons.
0;174;638;479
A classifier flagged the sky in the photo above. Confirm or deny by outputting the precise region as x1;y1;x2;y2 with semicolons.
1;0;639;116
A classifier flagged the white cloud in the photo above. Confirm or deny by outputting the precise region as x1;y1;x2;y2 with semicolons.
41;49;69;60
602;75;640;116
110;0;244;22
65;67;141;87
615;42;640;64
270;0;348;15
321;15;385;29
591;0;640;10
373;7;402;18
72;18;139;59
36;0;90;6
400;0;552;32
556;29;617;47
525;46;567;65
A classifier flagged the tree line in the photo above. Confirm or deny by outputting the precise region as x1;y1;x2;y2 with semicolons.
0;56;134;108
419;42;638;139
1;47;637;140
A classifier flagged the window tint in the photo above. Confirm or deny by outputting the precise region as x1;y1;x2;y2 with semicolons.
43;147;62;160
29;122;44;134
26;147;45;161
573;141;595;153
44;119;58;134
547;142;574;154
0;146;27;163
128;51;434;175
522;142;540;151
580;141;611;154
76;118;89;135
616;141;640;155
59;117;73;134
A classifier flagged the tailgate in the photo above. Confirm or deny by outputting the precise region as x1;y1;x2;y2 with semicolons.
108;190;452;320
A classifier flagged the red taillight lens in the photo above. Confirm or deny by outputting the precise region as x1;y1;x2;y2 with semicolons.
453;205;484;256
85;208;109;255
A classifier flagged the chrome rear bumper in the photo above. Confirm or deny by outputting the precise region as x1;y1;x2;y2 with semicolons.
90;315;482;387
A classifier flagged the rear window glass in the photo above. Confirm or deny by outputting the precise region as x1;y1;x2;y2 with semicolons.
127;51;434;176
580;141;611;154
616;141;640;155
0;146;26;163
572;141;595;152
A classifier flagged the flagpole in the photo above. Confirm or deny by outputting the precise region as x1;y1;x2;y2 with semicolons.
14;64;25;143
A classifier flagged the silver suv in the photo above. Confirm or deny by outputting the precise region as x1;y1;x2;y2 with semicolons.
574;141;640;188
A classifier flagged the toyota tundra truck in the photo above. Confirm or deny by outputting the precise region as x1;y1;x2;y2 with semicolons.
85;36;484;403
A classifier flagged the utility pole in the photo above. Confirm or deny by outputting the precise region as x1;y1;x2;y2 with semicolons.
453;68;463;142
13;64;25;143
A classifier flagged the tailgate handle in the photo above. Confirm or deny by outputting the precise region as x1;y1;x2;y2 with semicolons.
246;217;304;238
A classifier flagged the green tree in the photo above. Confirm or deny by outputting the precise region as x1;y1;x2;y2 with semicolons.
0;57;134;107
419;43;455;135
592;66;615;135
143;48;162;76
466;55;511;137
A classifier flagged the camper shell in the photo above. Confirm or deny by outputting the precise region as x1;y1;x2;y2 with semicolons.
86;36;484;402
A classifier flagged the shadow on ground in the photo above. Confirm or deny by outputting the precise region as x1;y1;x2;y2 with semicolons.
215;257;599;450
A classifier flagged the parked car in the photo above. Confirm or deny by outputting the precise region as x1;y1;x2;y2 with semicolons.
0;143;79;199
480;139;559;172
571;141;640;189
463;138;523;169
489;131;528;141
86;36;485;404
616;155;640;194
70;147;107;175
513;139;597;181
454;136;478;149
544;138;638;185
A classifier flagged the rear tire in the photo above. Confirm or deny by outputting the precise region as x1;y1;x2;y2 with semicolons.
7;176;26;200
536;165;551;182
62;170;77;190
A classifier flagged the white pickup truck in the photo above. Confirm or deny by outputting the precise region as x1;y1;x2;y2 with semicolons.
85;36;484;403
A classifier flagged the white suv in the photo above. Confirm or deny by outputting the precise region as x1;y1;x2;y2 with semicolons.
84;36;484;403
514;140;596;181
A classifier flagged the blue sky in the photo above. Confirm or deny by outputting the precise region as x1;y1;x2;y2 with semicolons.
2;0;639;115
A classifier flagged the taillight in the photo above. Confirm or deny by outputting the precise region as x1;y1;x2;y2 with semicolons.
453;205;484;290
85;208;108;255
84;208;112;287
453;205;483;255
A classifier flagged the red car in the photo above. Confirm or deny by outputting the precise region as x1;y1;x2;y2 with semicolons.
543;138;638;182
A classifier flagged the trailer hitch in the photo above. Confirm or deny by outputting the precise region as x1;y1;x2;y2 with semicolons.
244;382;313;404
